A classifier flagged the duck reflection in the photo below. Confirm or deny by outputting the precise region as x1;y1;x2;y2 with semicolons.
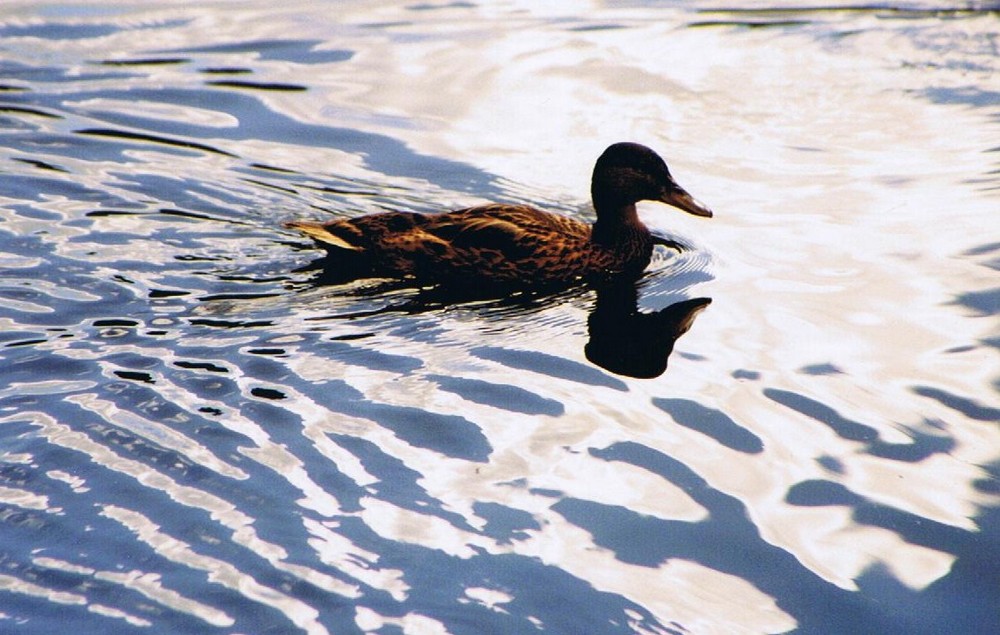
586;281;710;378
292;255;710;379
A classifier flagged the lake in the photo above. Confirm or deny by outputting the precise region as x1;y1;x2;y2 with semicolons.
1;1;998;633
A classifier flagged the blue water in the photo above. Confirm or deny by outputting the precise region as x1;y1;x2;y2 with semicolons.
1;2;998;633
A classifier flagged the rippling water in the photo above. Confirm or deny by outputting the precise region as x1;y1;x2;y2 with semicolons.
1;1;998;633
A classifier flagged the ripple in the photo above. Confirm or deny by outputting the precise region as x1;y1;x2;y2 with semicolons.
0;2;997;633
75;128;238;157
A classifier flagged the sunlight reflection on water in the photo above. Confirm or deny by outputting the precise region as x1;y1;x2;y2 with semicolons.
0;1;998;634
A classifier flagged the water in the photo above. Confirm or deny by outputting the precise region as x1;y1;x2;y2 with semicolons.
1;1;998;633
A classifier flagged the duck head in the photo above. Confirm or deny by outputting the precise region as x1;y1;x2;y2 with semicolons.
591;142;713;219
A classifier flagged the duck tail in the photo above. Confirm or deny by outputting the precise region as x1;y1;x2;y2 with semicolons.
284;220;364;252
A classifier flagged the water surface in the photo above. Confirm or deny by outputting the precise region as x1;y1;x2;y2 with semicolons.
1;1;998;633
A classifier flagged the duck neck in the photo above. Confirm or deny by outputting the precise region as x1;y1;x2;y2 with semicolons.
591;203;648;247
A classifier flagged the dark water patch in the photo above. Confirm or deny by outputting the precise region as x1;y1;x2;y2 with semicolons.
0;23;120;40
806;467;1000;635
817;454;846;474
308;379;491;462
0;284;48;309
159;39;354;65
471;346;628;391
357;535;672;635
975;472;1000;496
765;388;878;442
567;23;628;32
211;274;290;286
187;318;275;328
2;337;48;349
75;127;238;158
358;20;413;29
408;2;477;11
918;86;1000;107
473;501;541;544
149;288;190;298
0;352;97;389
198;292;281;302
82;414;209;482
858;554;1000;635
84;209;141;217
968;242;1000;270
963;241;1000;258
206;80;307;92
766;388;957;461
175;360;229;373
330;434;473;524
786;478;974;560
4;175;115;204
295;180;383;196
786;479;862;506
913;385;1000;422
200;67;254;75
12;157;68;172
0;60;134;86
428;374;565;417
175;254;232;263
951;287;1000;316
7;445;299;630
247;162;299;174
0;505;49;532
984;335;1000;352
0;463;35;487
799;362;843;375
678;351;707;361
170;368;241;403
0;105;62;119
944;344;978;354
698;5;1000;20
250;387;285;400
97;57;189;67
528;486;563;498
362;402;490;463
99;378;191;423
330;332;375;342
245;348;287;356
652;398;763;454
867;424;956;462
240;177;300;195
732;368;761;380
113;370;155;384
93;319;139;328
688;19;810;29
585;441;899;633
323;340;424;374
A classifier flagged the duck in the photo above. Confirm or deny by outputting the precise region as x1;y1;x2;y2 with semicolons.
285;142;712;287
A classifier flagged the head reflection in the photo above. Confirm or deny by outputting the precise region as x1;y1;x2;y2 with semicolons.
585;281;710;378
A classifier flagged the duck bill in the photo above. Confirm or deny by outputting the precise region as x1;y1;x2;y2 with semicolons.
659;186;713;218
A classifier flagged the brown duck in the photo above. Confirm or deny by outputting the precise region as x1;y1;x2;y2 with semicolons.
285;142;712;287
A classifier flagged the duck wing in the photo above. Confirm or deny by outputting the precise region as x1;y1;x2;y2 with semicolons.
286;204;593;282
285;211;439;253
424;205;586;253
411;205;593;281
